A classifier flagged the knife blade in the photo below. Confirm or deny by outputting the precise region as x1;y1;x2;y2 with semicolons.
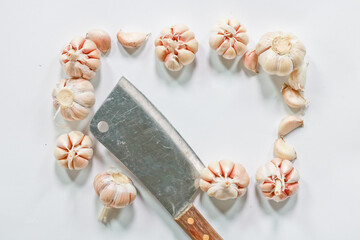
90;77;222;240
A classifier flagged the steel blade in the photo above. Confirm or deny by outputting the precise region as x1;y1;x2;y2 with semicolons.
90;77;204;217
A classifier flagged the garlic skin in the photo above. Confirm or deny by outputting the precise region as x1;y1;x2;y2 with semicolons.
243;49;258;73
282;84;307;109
256;31;306;76
86;29;111;53
274;138;297;161
60;36;101;80
289;62;308;91
199;160;249;200
278;115;303;137
155;24;198;71
94;169;137;222
52;78;95;121
117;29;149;48
256;158;299;202
54;131;93;170
209;18;249;59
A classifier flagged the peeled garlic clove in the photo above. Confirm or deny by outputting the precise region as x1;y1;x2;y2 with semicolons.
155;24;198;71
93;169;137;222
256;158;300;202
60;36;101;80
256;31;306;77
278;115;303;137
86;29;111;53
54;131;93;170
52;78;95;121
117;29;149;48
243;49;258;73
289;62;309;91
199;160;249;200
282;84;307;109
209;18;249;59
274;138;297;160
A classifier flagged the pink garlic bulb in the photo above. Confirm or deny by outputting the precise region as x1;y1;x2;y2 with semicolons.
209;18;249;59
199;160;249;200
155;24;198;71
54;131;93;170
52;78;95;121
60;36;101;80
256;158;299;202
94;169;137;222
256;31;306;76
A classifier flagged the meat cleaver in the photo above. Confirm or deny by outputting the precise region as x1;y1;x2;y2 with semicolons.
90;77;223;240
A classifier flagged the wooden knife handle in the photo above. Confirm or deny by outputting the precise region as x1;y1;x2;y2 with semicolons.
174;204;223;240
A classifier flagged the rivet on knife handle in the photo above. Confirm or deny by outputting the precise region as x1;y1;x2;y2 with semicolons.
175;204;223;240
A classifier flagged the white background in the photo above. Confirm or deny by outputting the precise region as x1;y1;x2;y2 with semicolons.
0;0;359;239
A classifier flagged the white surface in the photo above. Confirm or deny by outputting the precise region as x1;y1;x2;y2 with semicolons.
0;0;359;239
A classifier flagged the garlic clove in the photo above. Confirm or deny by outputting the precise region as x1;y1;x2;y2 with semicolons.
209;32;224;49
200;168;216;182
274;138;297;160
164;54;183;71
86;29;111;53
282;84;307;109
155;46;167;61
177;49;195;65
219;160;234;175
289;62;308;91
277;56;294;76
208;161;222;176
243;49;258;73
216;39;230;55
223;47;237;60
233;41;247;56
180;30;195;41
278;115;303;137
258;49;279;75
199;179;212;192
117;29;149;49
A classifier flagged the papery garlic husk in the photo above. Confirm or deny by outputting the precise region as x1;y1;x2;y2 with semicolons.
274;138;297;161
52;78;95;121
282;84;307;109
54;131;93;170
155;24;198;71
243;49;258;73
94;169;137;222
278;115;303;137
60;36;101;80
256;158;299;202
199;160;249;200
117;29;149;48
289;62;308;91
256;31;306;76
209;18;249;59
86;29;111;53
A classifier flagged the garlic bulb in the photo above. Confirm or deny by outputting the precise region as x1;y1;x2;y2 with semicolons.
52;78;95;121
94;169;137;222
199;160;249;200
289;62;308;91
86;29;111;53
60;36;101;80
117;29;149;48
155;24;198;71
256;31;306;76
274;138;297;161
243;49;258;73
209;18;249;59
256;158;299;202
282;84;307;109
54;131;93;170
278;115;303;137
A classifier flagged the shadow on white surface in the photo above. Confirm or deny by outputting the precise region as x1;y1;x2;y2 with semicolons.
155;55;196;85
199;191;247;219
208;50;242;73
54;156;92;185
255;184;298;215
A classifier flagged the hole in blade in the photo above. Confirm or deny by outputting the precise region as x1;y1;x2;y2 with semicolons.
97;121;109;133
